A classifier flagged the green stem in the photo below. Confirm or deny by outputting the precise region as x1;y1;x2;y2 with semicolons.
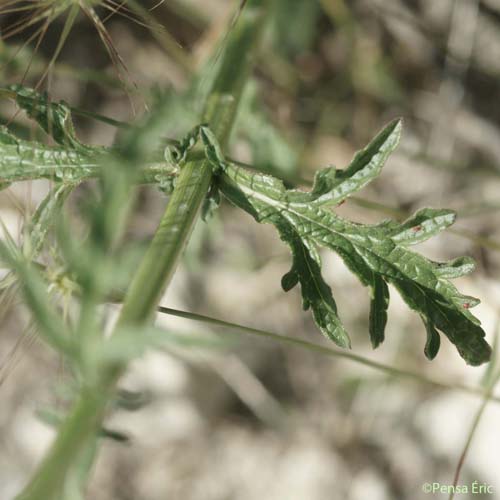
119;158;213;324
158;306;500;405
16;388;109;500
15;2;270;499
119;1;269;326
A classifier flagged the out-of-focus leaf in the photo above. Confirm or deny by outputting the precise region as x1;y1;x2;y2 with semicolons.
6;85;89;151
0;238;74;356
94;325;226;365
0;125;100;188
270;0;321;56
0;126;177;190
238;82;300;179
37;408;130;443
25;183;75;258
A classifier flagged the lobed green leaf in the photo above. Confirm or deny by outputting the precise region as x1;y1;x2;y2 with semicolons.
391;208;456;246
216;119;491;365
278;223;350;348
369;273;389;348
5;85;88;151
0;127;177;191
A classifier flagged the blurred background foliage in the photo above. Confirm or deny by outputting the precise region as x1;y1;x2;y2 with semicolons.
2;0;500;499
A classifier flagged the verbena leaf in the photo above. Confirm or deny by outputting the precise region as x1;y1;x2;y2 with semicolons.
434;256;476;279
279;222;350;347
1;86;177;192
0;126;177;190
391;208;456;246
0;125;100;188
287;120;401;208
423;317;441;360
216;119;491;366
369;273;389;348
6;85;88;151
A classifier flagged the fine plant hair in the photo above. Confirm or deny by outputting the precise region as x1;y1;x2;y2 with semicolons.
0;0;494;498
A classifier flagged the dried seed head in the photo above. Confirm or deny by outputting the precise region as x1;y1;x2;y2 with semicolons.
0;0;161;92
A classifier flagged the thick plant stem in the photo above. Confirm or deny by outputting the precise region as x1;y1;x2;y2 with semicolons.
118;3;268;325
15;2;270;499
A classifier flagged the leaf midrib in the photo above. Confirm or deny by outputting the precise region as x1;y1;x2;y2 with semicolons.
234;174;465;311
